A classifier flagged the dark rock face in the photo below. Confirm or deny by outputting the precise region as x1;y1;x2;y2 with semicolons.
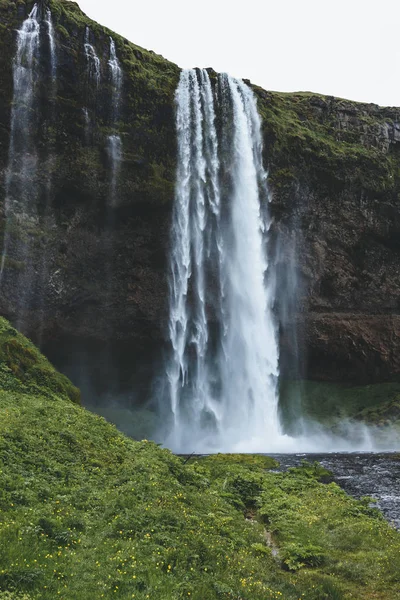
258;92;400;383
0;0;399;402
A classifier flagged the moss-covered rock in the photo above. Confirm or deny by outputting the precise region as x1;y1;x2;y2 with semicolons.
0;0;399;404
0;317;80;403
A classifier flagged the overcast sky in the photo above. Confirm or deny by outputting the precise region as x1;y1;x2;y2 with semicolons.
77;0;400;107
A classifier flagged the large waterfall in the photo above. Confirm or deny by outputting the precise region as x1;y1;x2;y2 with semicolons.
164;69;284;453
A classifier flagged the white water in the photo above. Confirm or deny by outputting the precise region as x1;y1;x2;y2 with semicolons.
83;27;100;143
165;69;284;453
108;37;122;119
45;8;57;82
107;134;122;207
84;27;100;86
0;4;40;282
108;37;123;205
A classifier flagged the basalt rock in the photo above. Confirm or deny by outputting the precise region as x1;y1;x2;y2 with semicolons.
0;0;399;405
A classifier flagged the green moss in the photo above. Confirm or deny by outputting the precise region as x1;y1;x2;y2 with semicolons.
254;87;400;196
55;23;69;39
0;317;80;404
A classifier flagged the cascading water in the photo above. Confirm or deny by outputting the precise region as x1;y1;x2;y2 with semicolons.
108;38;123;115
45;8;57;83
107;37;123;206
37;7;58;347
83;27;100;143
84;27;100;86
164;69;284;453
107;134;123;203
0;4;59;339
0;4;40;285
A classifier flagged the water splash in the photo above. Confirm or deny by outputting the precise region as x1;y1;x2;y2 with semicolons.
164;69;283;452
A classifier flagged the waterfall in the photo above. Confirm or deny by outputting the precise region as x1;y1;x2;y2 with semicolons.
0;4;40;284
83;27;100;143
37;8;58;347
165;69;285;453
45;8;57;82
84;27;100;86
108;38;122;117
107;135;123;206
107;37;123;206
0;4;58;340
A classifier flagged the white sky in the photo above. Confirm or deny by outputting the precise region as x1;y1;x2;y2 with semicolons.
77;0;400;107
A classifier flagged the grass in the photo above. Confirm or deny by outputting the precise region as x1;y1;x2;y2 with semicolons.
0;321;399;599
0;318;80;405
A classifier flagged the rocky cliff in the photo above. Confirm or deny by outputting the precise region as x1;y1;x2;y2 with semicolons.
0;0;399;406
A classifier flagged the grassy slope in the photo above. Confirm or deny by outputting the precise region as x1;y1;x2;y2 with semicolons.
0;321;399;599
0;318;80;405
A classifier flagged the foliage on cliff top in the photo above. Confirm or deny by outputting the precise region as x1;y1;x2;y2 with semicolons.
0;0;180;212
254;87;400;196
0;327;399;599
49;0;179;82
0;317;80;404
2;0;400;208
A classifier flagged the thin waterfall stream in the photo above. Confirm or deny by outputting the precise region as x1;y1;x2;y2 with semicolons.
108;37;122;206
45;8;57;83
84;26;100;86
83;27;100;144
0;3;58;339
0;4;40;308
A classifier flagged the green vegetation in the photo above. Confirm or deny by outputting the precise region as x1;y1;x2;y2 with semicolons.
0;1;399;595
281;380;400;429
0;321;399;599
0;317;80;405
255;89;400;197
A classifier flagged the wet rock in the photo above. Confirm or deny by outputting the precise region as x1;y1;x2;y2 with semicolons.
0;0;399;398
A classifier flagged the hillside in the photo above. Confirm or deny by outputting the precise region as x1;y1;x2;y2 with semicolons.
0;319;399;599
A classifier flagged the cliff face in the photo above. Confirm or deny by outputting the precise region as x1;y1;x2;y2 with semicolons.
0;0;399;400
0;0;179;397
257;91;400;382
